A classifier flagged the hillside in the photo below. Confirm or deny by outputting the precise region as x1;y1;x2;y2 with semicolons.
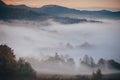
0;1;96;24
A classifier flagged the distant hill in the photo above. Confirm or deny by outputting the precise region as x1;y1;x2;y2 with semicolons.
0;0;119;24
38;5;81;16
38;5;120;19
0;0;6;7
0;1;95;24
0;0;49;21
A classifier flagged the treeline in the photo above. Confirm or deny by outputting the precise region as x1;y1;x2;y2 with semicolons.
0;44;120;80
80;55;120;70
26;52;120;71
0;44;36;80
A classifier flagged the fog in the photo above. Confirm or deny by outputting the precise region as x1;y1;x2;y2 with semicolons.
0;20;120;74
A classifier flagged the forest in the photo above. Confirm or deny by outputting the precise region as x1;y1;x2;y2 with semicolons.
0;44;120;80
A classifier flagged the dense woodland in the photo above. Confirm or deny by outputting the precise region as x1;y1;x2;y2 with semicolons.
0;44;120;80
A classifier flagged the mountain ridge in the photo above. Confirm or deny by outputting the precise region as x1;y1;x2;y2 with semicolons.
0;0;120;23
37;5;120;19
20;4;120;19
0;0;102;24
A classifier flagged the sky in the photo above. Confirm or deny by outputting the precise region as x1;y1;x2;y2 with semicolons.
2;0;120;10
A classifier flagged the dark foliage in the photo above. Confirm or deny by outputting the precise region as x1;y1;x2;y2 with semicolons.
17;58;36;78
108;60;120;70
0;44;17;77
91;69;102;80
0;44;36;80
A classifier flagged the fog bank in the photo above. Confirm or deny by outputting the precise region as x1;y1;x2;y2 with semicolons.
0;20;120;74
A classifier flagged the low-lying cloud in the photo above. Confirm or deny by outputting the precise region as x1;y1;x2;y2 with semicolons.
0;20;120;74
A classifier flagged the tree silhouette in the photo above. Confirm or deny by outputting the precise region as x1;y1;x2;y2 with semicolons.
98;58;106;69
90;57;95;67
91;69;102;80
17;58;36;77
91;72;96;80
96;69;102;79
67;57;75;67
0;44;17;77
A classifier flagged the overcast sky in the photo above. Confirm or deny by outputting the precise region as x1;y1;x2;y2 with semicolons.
3;0;120;10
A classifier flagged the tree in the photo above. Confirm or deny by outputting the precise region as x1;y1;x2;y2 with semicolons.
98;58;106;69
55;53;60;60
91;69;102;80
98;58;106;65
108;59;120;70
91;72;96;80
67;58;75;66
96;69;102;80
0;44;17;76
83;55;89;65
17;58;36;77
0;44;36;80
90;57;95;67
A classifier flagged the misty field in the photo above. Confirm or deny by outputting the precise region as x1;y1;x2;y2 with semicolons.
0;0;120;79
0;20;120;80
